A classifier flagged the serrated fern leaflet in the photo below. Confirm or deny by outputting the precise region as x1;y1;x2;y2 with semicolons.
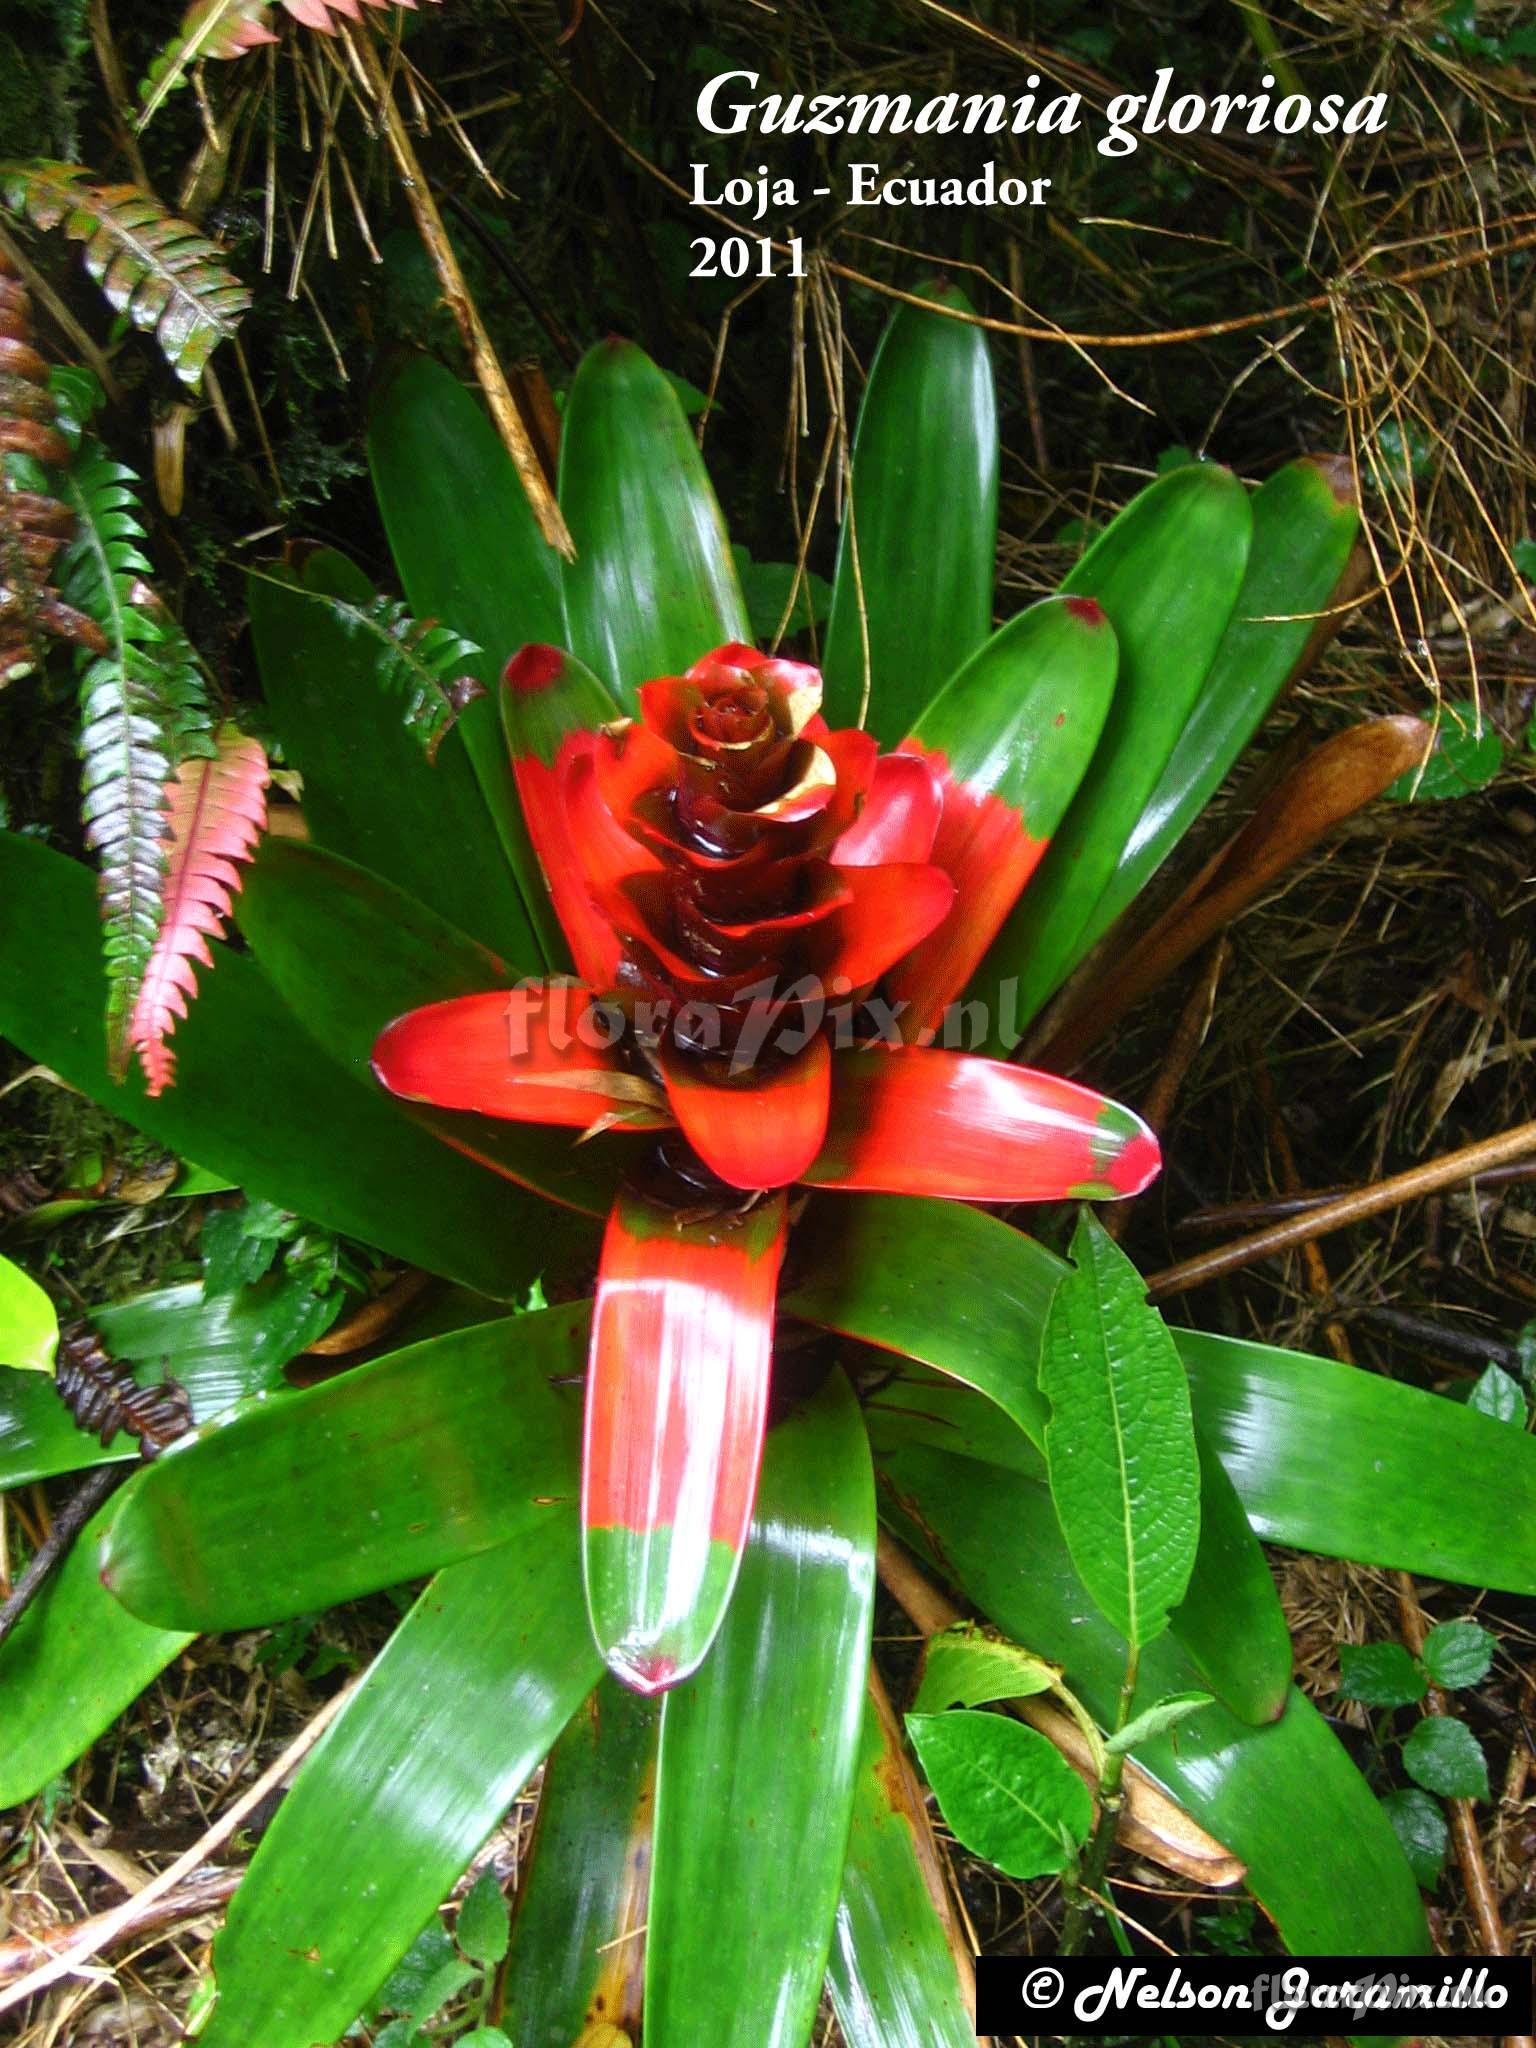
129;726;270;1096
251;569;485;759
57;445;213;1075
140;0;444;127
0;163;249;388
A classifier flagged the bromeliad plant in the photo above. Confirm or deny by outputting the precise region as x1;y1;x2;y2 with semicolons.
4;295;1536;2048
374;626;1156;1689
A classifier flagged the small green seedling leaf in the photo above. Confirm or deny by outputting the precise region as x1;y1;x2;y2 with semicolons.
371;2024;424;2048
455;1865;510;1968
1401;1716;1489;1801
732;544;832;641
1105;1690;1214;1756
0;1255;58;1374
905;1710;1092;1880
1419;1620;1495;1692
1467;1362;1527;1425
1385;700;1503;802
1380;1787;1448;1890
1511;537;1536;582
1039;1210;1201;1648
1338;1642;1427;1710
374;1926;463;2024
457;2033;514;2047
1367;420;1434;493
913;1623;1060;1713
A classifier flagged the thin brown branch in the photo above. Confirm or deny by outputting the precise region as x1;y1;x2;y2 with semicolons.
0;1676;359;2017
346;23;573;558
0;1868;241;1988
1147;1121;1536;1300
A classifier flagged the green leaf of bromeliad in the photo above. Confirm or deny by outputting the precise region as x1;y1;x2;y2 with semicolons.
821;285;998;740
368;353;567;966
1039;1210;1201;1649
558;339;749;709
196;1522;600;2048
828;1678;979;2048
976;462;1252;1043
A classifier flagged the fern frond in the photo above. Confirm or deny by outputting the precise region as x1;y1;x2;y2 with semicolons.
140;0;443;125
128;725;269;1096
253;569;485;760
0;163;250;388
0;251;106;684
58;444;215;1074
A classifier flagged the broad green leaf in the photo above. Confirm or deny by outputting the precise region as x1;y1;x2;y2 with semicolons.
1380;1789;1448;1890
877;1440;1430;1955
1167;1422;1294;1725
798;1200;1291;1722
977;463;1253;1040
1176;1328;1536;1593
100;1310;585;1630
0;1280;309;1489
1105;1690;1215;1755
1039;1211;1200;1648
1338;1643;1427;1710
0;1255;57;1374
913;1623;1058;1713
368;354;566;967
867;1380;1289;1726
248;548;538;966
785;1194;1062;1447
1419;1620;1495;1691
558;340;748;707
502;1678;657;2048
0;835;578;1301
828;1683;978;2048
198;1522;600;2048
865;1370;1050;1480
1400;1716;1488;1800
455;1866;511;1970
1467;1361;1527;1424
1385;698;1504;801
904;1710;1092;1879
822;287;997;739
0;1485;192;1807
237;837;635;1219
1076;456;1361;953
646;1371;874;2048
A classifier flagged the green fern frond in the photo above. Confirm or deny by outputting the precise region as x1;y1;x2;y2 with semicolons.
0;162;249;388
57;444;215;1074
252;570;485;760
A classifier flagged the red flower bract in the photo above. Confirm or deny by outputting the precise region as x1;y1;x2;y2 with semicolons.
372;640;1161;1693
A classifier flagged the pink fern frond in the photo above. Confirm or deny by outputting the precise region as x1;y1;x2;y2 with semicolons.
127;726;269;1097
279;0;440;33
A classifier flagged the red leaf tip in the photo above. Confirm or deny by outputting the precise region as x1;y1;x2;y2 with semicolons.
1106;1127;1162;1196
503;643;566;694
1065;596;1107;626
